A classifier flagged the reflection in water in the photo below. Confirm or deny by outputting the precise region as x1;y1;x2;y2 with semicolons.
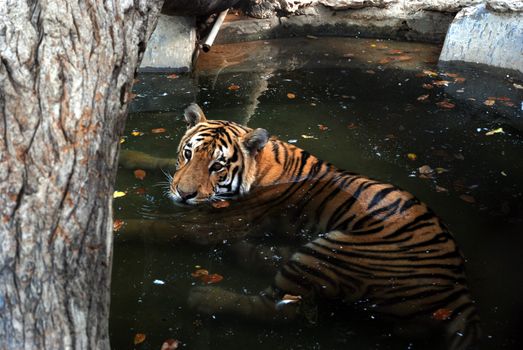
111;38;523;350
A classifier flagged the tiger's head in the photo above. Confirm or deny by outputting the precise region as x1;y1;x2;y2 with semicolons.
169;103;269;205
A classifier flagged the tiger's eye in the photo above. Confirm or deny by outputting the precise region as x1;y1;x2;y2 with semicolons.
210;162;224;172
184;149;192;160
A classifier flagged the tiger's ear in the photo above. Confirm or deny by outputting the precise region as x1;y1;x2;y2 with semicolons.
242;128;269;155
184;103;207;127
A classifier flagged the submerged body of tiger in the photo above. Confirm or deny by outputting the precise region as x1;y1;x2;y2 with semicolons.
169;104;480;349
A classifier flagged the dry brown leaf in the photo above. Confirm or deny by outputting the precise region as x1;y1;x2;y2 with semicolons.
433;80;451;87
151;127;167;134
422;70;438;77
433;308;453;321
454;77;466;83
435;185;448;193
436;101;455;109
191;269;209;278
417;94;430;102
396;55;412;62
388;49;403;55
161;339;181;350
318;124;329;131
228;84;240;91
166;73;178;79
379;57;394;64
422;83;434;90
113;219;124;232
200;273;224;284
483;99;495;106
287;92;296;99
134;333;146;345
211;200;230;208
459;194;476;204
134;169;146;180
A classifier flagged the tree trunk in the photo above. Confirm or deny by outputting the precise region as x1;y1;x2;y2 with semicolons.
0;0;163;348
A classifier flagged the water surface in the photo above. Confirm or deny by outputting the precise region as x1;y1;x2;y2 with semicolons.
110;37;523;350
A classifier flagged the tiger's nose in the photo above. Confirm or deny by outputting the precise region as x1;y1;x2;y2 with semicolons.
177;187;197;201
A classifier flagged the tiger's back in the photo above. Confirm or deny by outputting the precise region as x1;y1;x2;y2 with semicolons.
170;104;480;350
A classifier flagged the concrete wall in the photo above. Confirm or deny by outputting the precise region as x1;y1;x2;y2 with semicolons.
440;3;523;73
140;15;196;72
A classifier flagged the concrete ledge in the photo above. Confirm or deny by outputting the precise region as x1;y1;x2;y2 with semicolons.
439;4;523;73
217;5;455;44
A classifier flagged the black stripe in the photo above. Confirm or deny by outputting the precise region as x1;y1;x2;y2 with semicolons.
368;186;398;210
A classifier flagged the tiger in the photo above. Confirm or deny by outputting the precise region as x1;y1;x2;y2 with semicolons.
168;103;480;350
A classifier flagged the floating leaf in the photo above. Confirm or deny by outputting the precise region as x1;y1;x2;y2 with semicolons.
436;101;455;109
201;273;224;284
454;77;466;83
134;333;146;345
191;269;209;278
211;200;230;209
483;99;495;106
432;80;451;87
422;83;434;90
166;73;179;79
435;185;448;193
388;49;403;55
407;153;417;161
134;169;146;180
419;165;434;175
151;128;166;134
227;84;240;91
396;55;412;62
120;138;126;144
282;294;302;303
513;83;523;90
417;94;429;102
161;339;181;350
131;131;143;137
443;72;458;78
301;134;315;139
435;167;449;174
287;92;296;99
113;191;126;198
378;57;394;65
459;194;476;204
318;124;329;131
422;70;438;77
485;127;504;136
113;219;124;232
306;35;318;39
432;308;453;320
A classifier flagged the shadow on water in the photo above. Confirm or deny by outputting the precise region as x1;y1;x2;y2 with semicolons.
110;37;523;349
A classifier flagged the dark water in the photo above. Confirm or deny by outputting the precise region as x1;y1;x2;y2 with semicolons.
110;38;523;349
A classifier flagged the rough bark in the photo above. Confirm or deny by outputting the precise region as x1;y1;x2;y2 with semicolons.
0;0;163;349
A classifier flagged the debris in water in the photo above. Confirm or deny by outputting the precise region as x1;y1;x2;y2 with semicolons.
113;191;126;198
485;127;504;136
134;333;146;345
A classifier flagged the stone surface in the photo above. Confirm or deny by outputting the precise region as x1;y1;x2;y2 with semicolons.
218;3;455;43
439;4;523;72
140;15;196;72
486;0;523;12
